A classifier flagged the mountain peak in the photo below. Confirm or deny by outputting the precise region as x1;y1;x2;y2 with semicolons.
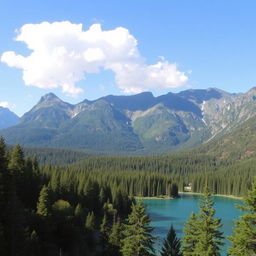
0;107;19;129
39;93;61;103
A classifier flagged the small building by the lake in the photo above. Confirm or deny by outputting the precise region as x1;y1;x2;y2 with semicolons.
184;183;192;192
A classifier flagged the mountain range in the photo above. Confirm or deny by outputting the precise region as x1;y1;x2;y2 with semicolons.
0;106;19;129
1;87;256;154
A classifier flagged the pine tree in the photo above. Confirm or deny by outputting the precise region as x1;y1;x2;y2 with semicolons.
28;230;41;256
0;137;8;172
0;137;8;255
182;187;224;256
160;224;181;256
228;178;256;255
0;222;6;256
109;219;123;253
36;185;51;217
74;203;83;217
121;200;155;256
85;212;95;231
84;211;96;250
100;214;109;251
4;183;27;256
8;144;25;174
182;212;200;256
193;187;224;256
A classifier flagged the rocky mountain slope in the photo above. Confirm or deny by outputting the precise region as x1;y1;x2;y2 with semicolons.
0;107;19;129
1;88;256;154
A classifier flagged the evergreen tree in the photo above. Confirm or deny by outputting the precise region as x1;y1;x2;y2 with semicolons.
74;203;83;217
182;187;224;256
85;211;95;231
108;219;123;255
100;214;109;251
8;144;25;174
0;137;8;256
160;224;181;256
194;187;224;256
0;222;6;256
36;185;51;217
4;184;27;256
0;137;8;171
182;212;199;256
121;200;155;256
28;230;41;256
228;178;256;255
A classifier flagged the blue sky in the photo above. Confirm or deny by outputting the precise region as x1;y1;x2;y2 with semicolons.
1;0;256;116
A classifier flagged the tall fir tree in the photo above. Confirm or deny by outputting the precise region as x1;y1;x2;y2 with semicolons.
193;186;224;256
108;219;123;256
0;137;8;172
228;178;256;255
85;211;95;231
0;137;8;255
121;200;155;256
182;186;224;256
36;185;51;217
182;212;199;256
4;182;27;256
99;214;109;252
8;144;25;174
160;224;182;256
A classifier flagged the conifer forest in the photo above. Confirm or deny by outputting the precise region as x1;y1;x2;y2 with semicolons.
0;137;255;255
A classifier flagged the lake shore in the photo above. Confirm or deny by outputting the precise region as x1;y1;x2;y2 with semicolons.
135;195;173;200
135;192;243;200
179;191;243;200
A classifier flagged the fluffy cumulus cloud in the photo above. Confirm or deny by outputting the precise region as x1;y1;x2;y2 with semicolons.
1;21;188;95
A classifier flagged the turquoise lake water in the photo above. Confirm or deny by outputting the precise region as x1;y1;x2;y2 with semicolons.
143;193;243;255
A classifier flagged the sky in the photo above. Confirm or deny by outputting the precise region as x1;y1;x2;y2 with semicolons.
1;0;256;116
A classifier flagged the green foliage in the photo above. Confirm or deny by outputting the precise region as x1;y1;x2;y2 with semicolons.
85;212;95;231
52;199;73;217
23;146;93;165
194;187;224;255
160;225;181;256
74;203;83;217
182;212;199;256
4;88;256;156
108;219;123;255
121;200;155;256
100;214;109;251
36;185;51;217
1;137;256;256
8;144;25;173
228;178;256;255
196;115;256;162
182;187;224;256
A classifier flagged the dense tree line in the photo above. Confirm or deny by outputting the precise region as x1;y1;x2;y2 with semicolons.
22;142;256;197
1;137;256;255
0;138;134;255
41;162;255;199
22;146;93;166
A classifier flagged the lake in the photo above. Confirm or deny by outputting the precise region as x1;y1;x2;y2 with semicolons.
143;193;243;255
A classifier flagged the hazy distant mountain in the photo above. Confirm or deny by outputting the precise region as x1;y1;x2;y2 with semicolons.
1;87;256;154
0;107;19;129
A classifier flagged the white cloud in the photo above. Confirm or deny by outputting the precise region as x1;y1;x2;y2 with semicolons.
1;21;189;95
0;101;15;110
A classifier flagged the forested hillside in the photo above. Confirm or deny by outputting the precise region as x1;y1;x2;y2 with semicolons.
1;136;255;255
2;87;256;154
195;115;256;161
